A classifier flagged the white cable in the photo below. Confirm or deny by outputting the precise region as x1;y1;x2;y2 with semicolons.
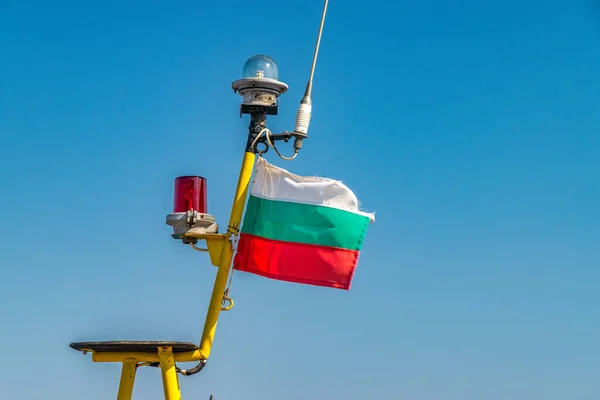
250;128;297;160
265;130;297;160
250;128;269;149
190;243;208;252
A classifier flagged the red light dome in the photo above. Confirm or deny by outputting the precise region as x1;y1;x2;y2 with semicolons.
173;176;207;213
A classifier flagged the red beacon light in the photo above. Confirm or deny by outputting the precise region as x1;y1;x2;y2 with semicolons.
166;175;218;244
173;176;207;214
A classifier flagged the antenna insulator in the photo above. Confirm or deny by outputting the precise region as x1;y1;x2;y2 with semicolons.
294;97;312;136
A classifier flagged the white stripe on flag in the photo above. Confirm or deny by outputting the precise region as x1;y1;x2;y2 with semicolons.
252;157;375;221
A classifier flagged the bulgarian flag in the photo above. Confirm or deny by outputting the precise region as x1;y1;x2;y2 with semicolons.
233;157;374;290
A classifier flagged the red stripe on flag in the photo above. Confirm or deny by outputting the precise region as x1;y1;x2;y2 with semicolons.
233;233;360;290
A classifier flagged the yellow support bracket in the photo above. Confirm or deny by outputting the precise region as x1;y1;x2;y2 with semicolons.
183;233;228;266
91;349;203;364
158;346;181;400
117;360;137;400
70;151;256;399
198;151;255;359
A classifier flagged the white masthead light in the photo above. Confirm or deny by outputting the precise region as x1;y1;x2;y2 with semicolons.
232;54;288;116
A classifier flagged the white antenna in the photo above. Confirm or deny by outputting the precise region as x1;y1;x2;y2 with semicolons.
292;0;329;151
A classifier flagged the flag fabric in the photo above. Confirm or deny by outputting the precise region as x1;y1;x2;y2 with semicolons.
233;157;374;290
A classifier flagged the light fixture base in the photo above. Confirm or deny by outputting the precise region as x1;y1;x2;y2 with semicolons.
232;78;289;116
166;211;218;244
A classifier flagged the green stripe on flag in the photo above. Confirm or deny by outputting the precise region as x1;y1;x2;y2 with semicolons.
241;195;370;251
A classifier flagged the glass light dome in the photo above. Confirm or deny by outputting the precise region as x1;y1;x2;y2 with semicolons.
242;54;279;80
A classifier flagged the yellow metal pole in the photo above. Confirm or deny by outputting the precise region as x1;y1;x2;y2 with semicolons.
199;150;256;358
158;347;181;400
116;360;137;400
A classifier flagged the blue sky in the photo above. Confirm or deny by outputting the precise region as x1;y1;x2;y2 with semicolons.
1;0;600;399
